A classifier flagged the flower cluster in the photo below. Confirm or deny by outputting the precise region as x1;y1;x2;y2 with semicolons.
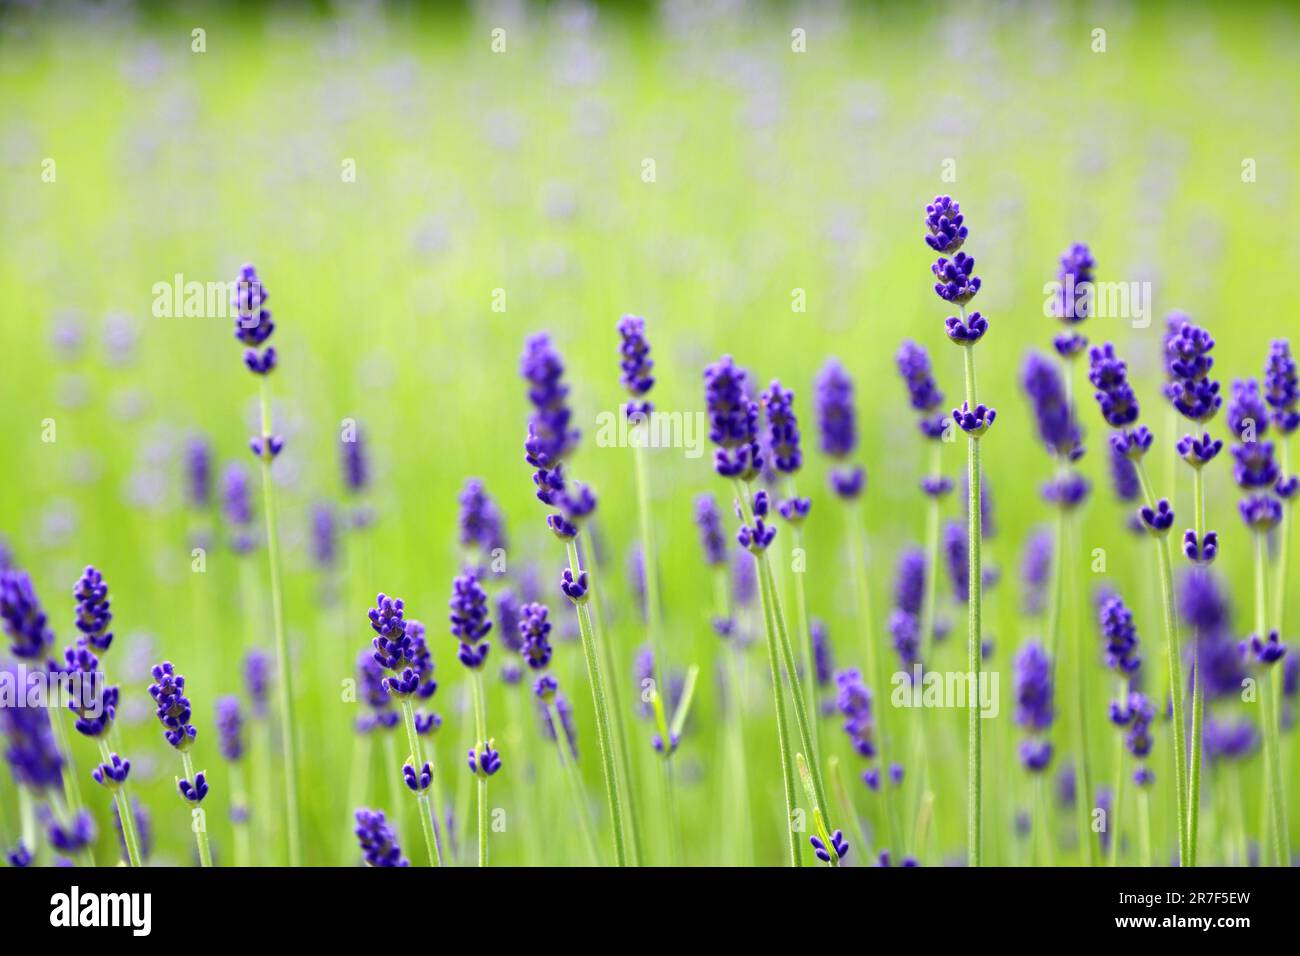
737;489;777;553
1227;378;1286;533
232;263;275;375
518;602;553;670
704;355;762;482
149;661;197;751
0;570;55;661
1022;351;1081;458
222;463;257;554
693;493;728;566
216;696;244;762
1165;319;1221;424
458;478;508;557
814;358;864;498
1088;343;1140;428
449;574;493;669
617;314;655;417
468;740;502;777
1;672;64;790
1099;596;1141;675
73;565;113;652
1013;640;1054;772
1110;691;1156;782
896;340;947;442
355;808;408;867
1052;242;1096;328
1264;339;1299;434
522;333;586;532
835;669;875;758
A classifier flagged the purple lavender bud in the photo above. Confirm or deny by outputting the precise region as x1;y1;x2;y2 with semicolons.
1013;640;1054;732
1133;766;1155;788
6;843;31;867
942;521;968;603
243;649;270;718
403;760;432;792
1019;739;1054;773
831;467;866;499
835;668;875;757
1238;494;1282;531
924;196;967;254
1021;351;1080;457
1203;718;1258;762
1139;499;1176;535
222;463;257;554
1088;343;1140;428
1052;242;1096;323
864;768;881;790
896;340;945;413
1227;379;1270;440
932;252;982;304
922;475;953;498
1164;320;1222;423
449;574;493;671
810;829;850;863
310;502;338;569
216;696;243;762
534;674;559;702
1263;339;1299;433
889;762;904;786
342;424;370;495
467;741;502;777
944;311;988;345
91;751;130;788
889;610;921;673
62;639;116;739
705;355;762;481
814;358;858;459
522;333;579;485
894;547;925;617
72;565;113;653
1099;596;1141;674
694;494;728;566
518;602;553;670
178;771;208;804
1176;432;1222;467
355;808;408;867
1110;691;1155;758
617;314;655;416
184;435;212;509
1183;530;1218;565
762;379;804;475
1041;473;1091;510
1020;528;1052;615
1111;426;1154;460
149;661;197;750
1241;630;1287;666
731;546;756;607
232;264;275;376
43;808;95;854
0;570;56;661
811;619;833;687
951;401;996;436
1109;444;1141;503
651;730;680;754
495;590;522;653
560;567;589;603
458;478;507;555
1054;331;1088;360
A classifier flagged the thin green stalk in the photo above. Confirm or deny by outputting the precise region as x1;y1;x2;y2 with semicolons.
1186;465;1206;866
717;568;755;866
1066;512;1096;866
180;751;213;867
1276;437;1293;632
1133;457;1188;866
340;732;372;865
1254;531;1289;866
399;697;443;868
97;739;141;867
230;762;252;868
548;699;601;865
829;755;869;863
468;670;489;866
1109;722;1123;867
1034;773;1054;866
789;519;818;755
565;537;628;866
961;341;983;867
49;711;96;867
1228;764;1247;866
1138;787;1152;867
256;376;301;866
795;753;841;867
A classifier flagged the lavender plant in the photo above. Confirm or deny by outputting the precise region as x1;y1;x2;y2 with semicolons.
148;661;212;866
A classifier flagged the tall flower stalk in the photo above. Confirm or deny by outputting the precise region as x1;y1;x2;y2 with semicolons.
1263;341;1298;633
232;263;300;866
450;573;498;866
1087;341;1188;864
148;661;212;866
926;195;995;866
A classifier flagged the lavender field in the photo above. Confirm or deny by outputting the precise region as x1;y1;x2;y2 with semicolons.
1;0;1297;872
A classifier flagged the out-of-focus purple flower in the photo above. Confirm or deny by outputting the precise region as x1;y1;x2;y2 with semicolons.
617;314;655;417
1;570;56;661
232;264;276;376
942;521;968;604
1164;319;1221;423
894;547;925;617
1;668;64;790
1022;351;1081;457
704;355;762;482
310;502;337;570
43;807;95;855
216;696;243;762
355;808;408;867
814;358;864;498
1203;719;1258;762
184;436;212;509
342;424;370;495
1109;443;1141;503
694;494;727;566
114;799;152;862
1110;691;1155;760
1020;528;1052;616
243;649;270;719
458;478;507;556
1088;343;1140;428
896;340;945;416
1241;630;1287;666
1227;379;1269;441
889;609;921;673
1052;242;1096;325
356;649;396;733
1238;494;1282;531
1013;640;1054;733
539;689;578;758
811;619;833;687
495;590;522;654
449;574;493;670
835;669;875;757
1263;339;1299;434
222;463;257;554
1099;596;1141;675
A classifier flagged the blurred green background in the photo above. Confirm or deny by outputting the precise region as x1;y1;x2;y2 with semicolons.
1;0;1297;866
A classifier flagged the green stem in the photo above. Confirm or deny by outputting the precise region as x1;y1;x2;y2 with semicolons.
829;755;870;862
1065;511;1096;866
718;571;755;867
256;376;301;866
340;732;372;865
49;712;96;867
1276;436;1293;632
565;537;628;866
1138;787;1152;867
469;670;489;866
399;697;443;868
180;751;213;867
230;762;251;868
789;517;818;756
1109;714;1123;867
1254;531;1289;866
97;739;141;867
1187;465;1206;866
548;699;601;865
1133;457;1188;866
961;342;983;867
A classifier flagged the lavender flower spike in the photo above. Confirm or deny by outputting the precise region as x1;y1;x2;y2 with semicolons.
1;570;56;661
617;314;655;417
814;358;864;498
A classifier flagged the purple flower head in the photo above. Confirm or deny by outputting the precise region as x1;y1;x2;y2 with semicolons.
896;341;945;413
222;463;257;554
835;668;875;758
61;639;117;738
924;196;967;254
617;314;655;416
1013;640;1054;732
1133;766;1155;788
1088;343;1140;428
539;691;578;757
932;252;981;304
1182;529;1219;565
704;356;762;481
1227;379;1270;441
1164;320;1221;423
243;649;270;718
356;649;394;731
694;494;727;566
43;808;95;854
467;740;502;777
518;602;553;670
369;592;411;667
1099;596;1141;674
184;436;212;509
1139;499;1176;535
1238;494;1282;532
560;567;589;603
1176;432;1223;468
894;547;925;617
2;682;64;790
889;609;921;673
341;424;369;495
522;333;579;472
248;434;284;460
1020;528;1053;615
1021;351;1081;457
449;574;492;670
310;502;338;570
1;570;56;661
178;771;208;804
458;478;507;556
951;402;996;437
738;489;777;553
1203;719;1258;763
814;358;857;459
831;466;865;499
1040;472;1090;511
355;808;408;867
942;521;968;604
922;475;953;498
1110;691;1155;759
495;590;522;653
944;311;989;345
73;565;113;652
403;760;432;792
762;380;803;474
1052;242;1096;323
1054;331;1088;360
1241;630;1287;666
1111;426;1154;461
534;673;559;703
149;661;197;751
216;696;243;762
1109;444;1141;503
1263;339;1299;433
811;619;833;687
1019;739;1054;773
810;829;850;863
232;264;275;376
